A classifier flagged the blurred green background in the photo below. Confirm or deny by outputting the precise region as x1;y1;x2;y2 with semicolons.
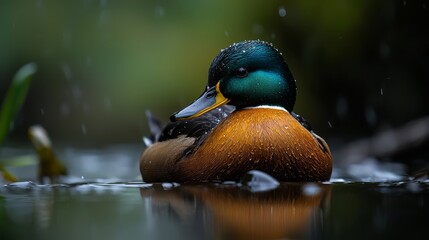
1;0;428;147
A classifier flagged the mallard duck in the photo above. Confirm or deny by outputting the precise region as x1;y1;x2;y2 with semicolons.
140;40;332;182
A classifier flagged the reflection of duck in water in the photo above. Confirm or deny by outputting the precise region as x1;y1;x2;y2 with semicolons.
140;183;331;239
140;40;332;182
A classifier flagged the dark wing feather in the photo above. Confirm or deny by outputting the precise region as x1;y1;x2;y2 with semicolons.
291;111;313;132
292;111;330;154
158;105;235;142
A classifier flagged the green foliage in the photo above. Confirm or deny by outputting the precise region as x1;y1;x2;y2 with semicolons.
0;63;37;182
0;63;37;146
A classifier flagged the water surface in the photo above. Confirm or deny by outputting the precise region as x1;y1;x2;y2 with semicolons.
1;179;428;240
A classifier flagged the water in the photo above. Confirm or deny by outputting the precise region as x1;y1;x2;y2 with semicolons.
1;147;429;239
0;180;428;239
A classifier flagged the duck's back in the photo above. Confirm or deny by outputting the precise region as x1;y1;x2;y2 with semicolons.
177;107;332;182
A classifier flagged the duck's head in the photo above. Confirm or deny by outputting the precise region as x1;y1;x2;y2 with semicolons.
171;40;296;121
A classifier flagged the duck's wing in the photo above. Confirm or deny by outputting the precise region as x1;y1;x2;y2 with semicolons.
291;112;313;132
144;105;235;144
143;110;167;146
292;111;331;155
141;105;234;176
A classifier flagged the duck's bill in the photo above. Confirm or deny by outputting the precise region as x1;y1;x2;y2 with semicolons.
170;82;229;121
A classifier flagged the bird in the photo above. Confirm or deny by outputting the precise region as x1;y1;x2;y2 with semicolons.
140;40;332;182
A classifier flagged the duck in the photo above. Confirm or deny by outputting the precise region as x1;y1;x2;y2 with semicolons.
140;40;332;182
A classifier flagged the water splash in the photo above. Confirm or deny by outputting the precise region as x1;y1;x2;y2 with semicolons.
240;170;280;192
278;7;286;17
302;183;322;196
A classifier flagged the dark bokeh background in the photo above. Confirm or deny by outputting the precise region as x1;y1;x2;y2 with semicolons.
1;0;428;149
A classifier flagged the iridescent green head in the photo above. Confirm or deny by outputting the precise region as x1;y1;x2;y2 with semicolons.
171;40;297;121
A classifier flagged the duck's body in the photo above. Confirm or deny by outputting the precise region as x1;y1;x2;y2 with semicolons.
140;40;332;182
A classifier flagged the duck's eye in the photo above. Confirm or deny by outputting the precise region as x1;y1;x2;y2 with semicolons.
236;67;248;78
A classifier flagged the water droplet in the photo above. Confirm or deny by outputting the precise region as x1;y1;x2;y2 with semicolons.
82;103;91;115
60;103;70;116
61;63;72;80
104;97;111;110
278;6;286;17
62;30;72;46
155;6;165;17
365;106;377;126
380;44;390;59
380;88;384;95
71;86;82;99
9;121;14;131
252;24;264;35
100;0;108;8
302;183;321;196
224;31;229;37
86;56;92;66
81;124;87;135
327;121;333;128
162;183;175;189
336;96;348;118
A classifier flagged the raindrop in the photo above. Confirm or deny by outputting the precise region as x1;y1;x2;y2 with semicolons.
99;10;109;23
61;63;72;80
35;0;44;9
40;108;45;115
379;43;390;59
271;33;276;39
81;124;87;135
252;24;264;35
62;30;72;46
403;0;407;6
327;121;333;128
103;97;112;110
99;1;109;23
82;103;91;115
155;6;165;17
60;103;70;116
278;6;286;17
365;106;377;126
71;86;82;100
86;56;92;66
9;121;14;131
224;31;229;37
100;0;108;8
380;88;384;95
335;96;348;119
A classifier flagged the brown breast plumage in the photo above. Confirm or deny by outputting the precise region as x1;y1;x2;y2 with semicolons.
176;107;332;182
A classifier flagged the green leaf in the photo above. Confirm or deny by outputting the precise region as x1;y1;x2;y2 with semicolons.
0;63;37;146
0;163;17;182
